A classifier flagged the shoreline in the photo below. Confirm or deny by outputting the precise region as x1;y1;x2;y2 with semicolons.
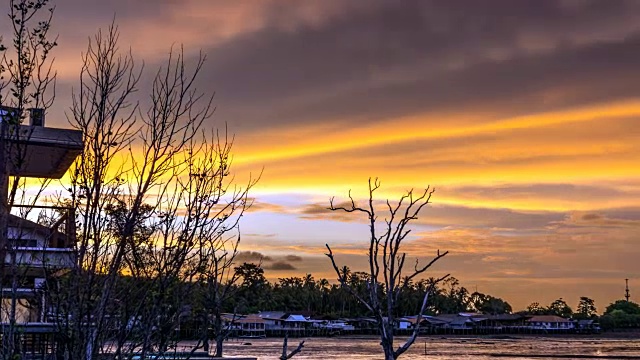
304;332;640;341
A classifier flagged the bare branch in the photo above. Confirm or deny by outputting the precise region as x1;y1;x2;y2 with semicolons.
280;333;305;360
326;179;448;360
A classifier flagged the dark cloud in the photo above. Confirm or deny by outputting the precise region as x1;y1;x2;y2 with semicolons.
29;1;640;136
284;255;302;262
196;0;640;131
244;233;277;238
235;251;272;263
298;201;356;218
555;210;640;228
298;200;564;230
245;199;288;214
54;0;168;22
581;213;602;221
267;261;297;271
299;203;332;215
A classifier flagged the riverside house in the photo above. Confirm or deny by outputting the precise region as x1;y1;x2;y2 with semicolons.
527;315;575;331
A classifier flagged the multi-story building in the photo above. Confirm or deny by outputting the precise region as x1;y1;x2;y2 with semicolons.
0;106;83;356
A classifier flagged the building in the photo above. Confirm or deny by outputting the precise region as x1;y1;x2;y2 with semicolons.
236;314;266;338
527;315;575;331
0;107;83;356
257;311;310;335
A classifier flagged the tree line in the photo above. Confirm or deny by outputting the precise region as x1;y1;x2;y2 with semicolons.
188;261;640;330
228;264;512;318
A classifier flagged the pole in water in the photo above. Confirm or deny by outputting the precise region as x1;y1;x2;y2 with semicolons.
424;341;427;356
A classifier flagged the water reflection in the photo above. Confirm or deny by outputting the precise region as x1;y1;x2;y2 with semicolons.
206;336;640;360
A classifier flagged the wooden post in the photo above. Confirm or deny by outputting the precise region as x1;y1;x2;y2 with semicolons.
0;122;8;281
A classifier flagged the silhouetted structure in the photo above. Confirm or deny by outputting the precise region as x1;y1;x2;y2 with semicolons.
0;107;82;357
626;278;631;302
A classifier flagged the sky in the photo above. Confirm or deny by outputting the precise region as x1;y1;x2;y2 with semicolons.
3;0;640;311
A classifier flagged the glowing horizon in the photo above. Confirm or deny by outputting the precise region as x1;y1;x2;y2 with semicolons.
10;0;640;311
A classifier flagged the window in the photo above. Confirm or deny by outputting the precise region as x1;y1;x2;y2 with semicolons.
0;106;20;124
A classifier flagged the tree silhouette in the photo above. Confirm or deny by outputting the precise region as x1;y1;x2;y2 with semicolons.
325;178;448;360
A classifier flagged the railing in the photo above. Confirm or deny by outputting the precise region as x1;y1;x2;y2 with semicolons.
4;247;75;269
3;204;77;273
9;204;76;248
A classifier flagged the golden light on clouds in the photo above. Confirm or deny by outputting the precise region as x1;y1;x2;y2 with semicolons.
235;100;640;166
232;99;640;216
19;0;640;310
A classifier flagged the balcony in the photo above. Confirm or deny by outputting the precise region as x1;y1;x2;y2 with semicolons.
5;247;75;272
0;106;83;179
4;205;77;277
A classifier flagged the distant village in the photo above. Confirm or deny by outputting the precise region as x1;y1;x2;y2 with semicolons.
208;311;601;339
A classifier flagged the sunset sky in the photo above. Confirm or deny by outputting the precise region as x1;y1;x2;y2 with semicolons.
4;0;640;311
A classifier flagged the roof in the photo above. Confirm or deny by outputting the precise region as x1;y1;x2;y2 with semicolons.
258;311;286;320
482;314;527;321
285;314;307;322
421;316;450;325
399;316;447;325
3;125;83;178
433;314;461;321
220;314;242;322
449;316;474;326
8;214;70;247
237;315;265;324
528;315;571;323
459;312;483;317
352;317;377;323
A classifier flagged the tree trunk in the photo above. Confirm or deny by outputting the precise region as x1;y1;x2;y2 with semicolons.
214;335;224;358
85;328;95;360
380;322;396;360
383;346;395;360
202;314;210;353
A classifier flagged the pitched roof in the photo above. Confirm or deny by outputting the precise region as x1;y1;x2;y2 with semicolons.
8;214;68;243
285;314;307;322
258;311;286;320
237;315;265;324
528;315;571;323
482;314;527;321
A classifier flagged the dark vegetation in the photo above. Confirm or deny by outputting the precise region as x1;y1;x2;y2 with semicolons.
212;264;504;318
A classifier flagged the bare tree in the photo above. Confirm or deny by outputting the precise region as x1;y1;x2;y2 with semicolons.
279;333;304;360
44;21;256;360
0;1;58;358
46;21;141;360
325;178;449;360
193;134;258;358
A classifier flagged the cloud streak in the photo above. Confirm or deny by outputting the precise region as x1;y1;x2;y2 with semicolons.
7;0;640;311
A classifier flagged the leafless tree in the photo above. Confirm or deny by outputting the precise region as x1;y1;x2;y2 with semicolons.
45;21;141;360
0;1;58;358
279;333;304;360
325;178;449;360
44;21;256;360
192;133;258;358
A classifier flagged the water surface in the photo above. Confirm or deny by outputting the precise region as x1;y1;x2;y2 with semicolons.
214;336;640;359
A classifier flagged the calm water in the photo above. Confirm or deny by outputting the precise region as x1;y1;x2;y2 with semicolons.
210;336;640;359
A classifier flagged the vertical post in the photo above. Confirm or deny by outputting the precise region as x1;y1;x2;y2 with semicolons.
0;122;8;280
625;279;631;302
0;121;12;357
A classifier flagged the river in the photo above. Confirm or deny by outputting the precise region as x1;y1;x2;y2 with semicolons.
210;336;640;359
